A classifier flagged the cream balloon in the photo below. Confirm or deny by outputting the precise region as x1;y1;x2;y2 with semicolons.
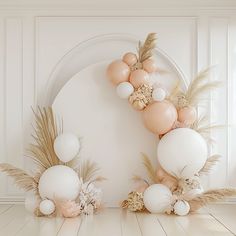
38;165;81;201
152;87;166;102
157;128;208;178
174;200;190;216
116;82;134;99
40;199;55;215
24;192;40;213
54;133;80;163
143;184;173;213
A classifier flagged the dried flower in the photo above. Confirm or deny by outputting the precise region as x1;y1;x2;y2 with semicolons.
129;84;153;110
76;180;102;215
122;191;145;212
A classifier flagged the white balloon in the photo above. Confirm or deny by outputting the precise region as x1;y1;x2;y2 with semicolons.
174;200;190;216
116;82;134;99
54;133;80;162
152;87;166;101
157;128;208;178
24;192;40;213
40;199;55;215
143;184;173;213
38;165;81;201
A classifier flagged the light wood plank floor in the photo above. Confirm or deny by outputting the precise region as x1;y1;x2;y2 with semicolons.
0;204;235;236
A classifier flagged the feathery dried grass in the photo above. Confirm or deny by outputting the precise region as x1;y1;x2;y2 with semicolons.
187;189;236;212
138;33;157;63
78;160;100;182
185;67;221;106
0;163;38;193
141;153;158;183
198;155;220;176
27;107;62;171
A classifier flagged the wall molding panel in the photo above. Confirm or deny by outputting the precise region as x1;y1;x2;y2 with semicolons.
0;9;235;202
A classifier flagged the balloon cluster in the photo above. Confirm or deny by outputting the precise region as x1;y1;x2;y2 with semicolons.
107;33;197;136
110;33;233;216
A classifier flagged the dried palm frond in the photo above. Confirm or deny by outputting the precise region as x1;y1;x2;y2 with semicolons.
138;33;157;63
141;153;157;183
187;189;236;212
198;155;220;176
0;163;38;193
27;107;62;171
78;160;100;182
185;67;221;106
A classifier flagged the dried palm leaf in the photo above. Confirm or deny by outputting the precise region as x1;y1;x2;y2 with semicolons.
185;67;221;106
138;33;157;63
141;153;157;183
0;163;38;192
27;107;62;171
78;160;100;182
187;189;236;212
198;155;220;176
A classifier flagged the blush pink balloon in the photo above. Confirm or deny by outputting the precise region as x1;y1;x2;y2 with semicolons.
142;59;158;73
142;100;177;134
178;106;197;125
123;52;137;66
129;69;149;88
107;60;130;85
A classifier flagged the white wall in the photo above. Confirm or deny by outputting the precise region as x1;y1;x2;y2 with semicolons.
0;0;236;202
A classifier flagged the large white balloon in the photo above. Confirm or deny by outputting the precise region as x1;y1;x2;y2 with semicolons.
24;192;40;213
157;128;207;178
116;82;134;99
143;184;173;213
38;165;81;201
54;133;80;163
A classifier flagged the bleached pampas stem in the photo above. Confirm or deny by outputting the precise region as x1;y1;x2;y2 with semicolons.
141;153;158;183
187;189;236;212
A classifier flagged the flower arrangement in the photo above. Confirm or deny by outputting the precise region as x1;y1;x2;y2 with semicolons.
106;33;236;216
0;107;104;217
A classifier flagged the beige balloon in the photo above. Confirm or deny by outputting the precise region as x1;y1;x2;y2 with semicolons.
142;100;177;134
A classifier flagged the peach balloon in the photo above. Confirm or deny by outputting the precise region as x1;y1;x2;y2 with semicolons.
178;106;197;125
129;69;149;88
107;60;130;85
123;52;137;66
142;59;158;73
142;100;177;134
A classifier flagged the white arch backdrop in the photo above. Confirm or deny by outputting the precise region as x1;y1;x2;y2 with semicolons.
46;34;187;206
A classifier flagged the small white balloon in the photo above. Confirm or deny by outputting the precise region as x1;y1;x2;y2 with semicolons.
157;128;208;178
152;87;166;101
174;200;190;216
143;184;173;213
38;165;81;201
40;199;55;215
116;82;134;99
54;133;80;163
24;192;40;213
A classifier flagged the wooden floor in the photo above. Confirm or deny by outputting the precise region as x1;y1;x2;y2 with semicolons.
0;204;235;236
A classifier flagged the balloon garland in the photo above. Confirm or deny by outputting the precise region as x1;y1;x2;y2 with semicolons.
106;33;236;216
0;107;104;217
